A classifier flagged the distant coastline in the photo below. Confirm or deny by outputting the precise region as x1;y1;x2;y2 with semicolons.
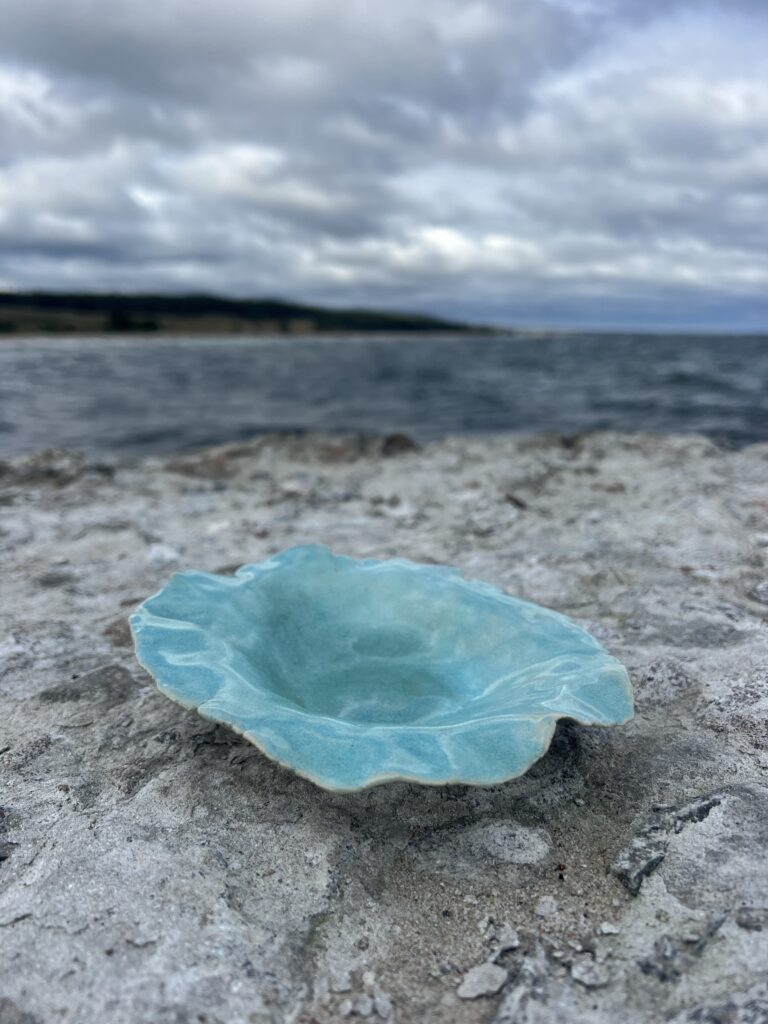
0;291;480;336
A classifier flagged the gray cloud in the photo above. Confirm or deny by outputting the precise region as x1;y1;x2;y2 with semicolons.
0;0;766;328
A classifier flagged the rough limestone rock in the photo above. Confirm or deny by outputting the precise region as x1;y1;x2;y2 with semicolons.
1;431;767;1024
457;963;508;1000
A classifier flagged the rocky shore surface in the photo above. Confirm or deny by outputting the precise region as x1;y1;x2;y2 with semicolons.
1;431;767;1024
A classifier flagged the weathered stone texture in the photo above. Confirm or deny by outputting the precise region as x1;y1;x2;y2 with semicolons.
1;432;767;1023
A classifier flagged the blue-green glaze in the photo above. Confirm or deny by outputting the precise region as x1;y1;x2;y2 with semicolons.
130;544;633;791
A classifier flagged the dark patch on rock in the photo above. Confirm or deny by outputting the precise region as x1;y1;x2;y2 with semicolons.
165;441;262;479
644;620;745;649
0;841;17;867
591;481;627;493
37;664;137;709
381;433;419;457
36;683;84;703
112;756;171;798
0;806;19;834
313;435;370;463
0;449;86;487
638;659;700;707
0;802;17;868
613;794;722;895
638;917;724;982
735;907;768;932
523;719;585;784
0;999;44;1024
35;570;76;588
103;617;132;648
4;736;52;771
559;433;587;452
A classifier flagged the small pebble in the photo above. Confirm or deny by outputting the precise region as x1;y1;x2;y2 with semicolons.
600;922;620;935
373;988;393;1019
457;963;508;999
535;896;559;918
352;994;374;1018
147;543;180;565
571;957;609;988
330;970;352;993
496;924;520;952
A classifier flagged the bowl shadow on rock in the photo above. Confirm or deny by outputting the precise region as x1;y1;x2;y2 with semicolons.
188;713;642;835
133;666;727;909
177;713;667;907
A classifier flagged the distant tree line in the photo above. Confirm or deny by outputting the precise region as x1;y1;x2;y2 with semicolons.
0;292;476;334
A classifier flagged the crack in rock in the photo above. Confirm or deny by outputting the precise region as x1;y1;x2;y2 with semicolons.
612;794;723;896
492;940;551;1024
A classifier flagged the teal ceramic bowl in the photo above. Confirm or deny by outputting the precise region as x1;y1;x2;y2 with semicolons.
130;544;633;791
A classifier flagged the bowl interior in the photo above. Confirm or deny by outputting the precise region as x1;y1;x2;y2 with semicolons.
196;558;589;727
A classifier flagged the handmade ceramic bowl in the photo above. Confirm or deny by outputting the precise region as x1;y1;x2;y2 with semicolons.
131;544;633;791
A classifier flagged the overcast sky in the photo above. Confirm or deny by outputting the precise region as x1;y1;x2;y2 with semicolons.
0;0;767;329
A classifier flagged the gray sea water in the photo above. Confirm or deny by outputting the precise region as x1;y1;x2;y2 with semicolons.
0;331;766;457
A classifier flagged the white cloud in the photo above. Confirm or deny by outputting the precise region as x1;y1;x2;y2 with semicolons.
0;0;766;327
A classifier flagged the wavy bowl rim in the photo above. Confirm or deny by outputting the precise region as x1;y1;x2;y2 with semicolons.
130;544;635;792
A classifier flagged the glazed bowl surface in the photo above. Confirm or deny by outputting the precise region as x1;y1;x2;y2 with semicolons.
130;544;633;791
